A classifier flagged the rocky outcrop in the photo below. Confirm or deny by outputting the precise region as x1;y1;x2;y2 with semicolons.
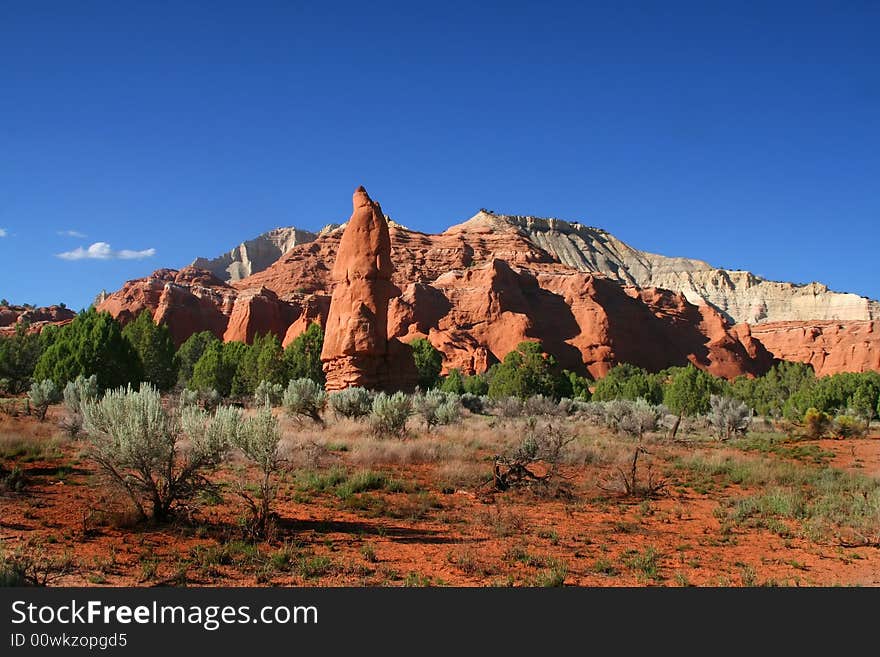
94;193;880;379
0;304;76;336
320;187;418;391
750;321;880;377
96;267;238;344
387;261;773;379
192;227;318;282
449;211;880;325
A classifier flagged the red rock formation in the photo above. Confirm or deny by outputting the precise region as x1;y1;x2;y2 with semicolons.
0;304;76;337
320;187;418;391
750;321;880;376
96;267;237;345
222;287;299;344
387;261;773;379
97;189;880;381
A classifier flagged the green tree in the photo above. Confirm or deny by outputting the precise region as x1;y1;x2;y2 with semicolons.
410;338;443;390
283;322;325;384
0;323;43;393
463;373;489;396
175;331;219;385
564;370;593;401
190;341;248;397
231;334;285;396
33;308;143;390
440;368;465;394
592;363;662;404
256;334;286;385
851;380;880;421
487;341;571;400
122;311;177;390
663;365;724;416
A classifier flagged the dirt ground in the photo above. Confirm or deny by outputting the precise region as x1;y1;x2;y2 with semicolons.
1;406;878;587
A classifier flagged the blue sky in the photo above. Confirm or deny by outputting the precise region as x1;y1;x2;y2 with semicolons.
1;1;878;310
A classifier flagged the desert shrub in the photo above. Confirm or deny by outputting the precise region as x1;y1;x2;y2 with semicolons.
601;399;631;433
62;374;99;414
282;378;327;425
578;401;607;425
522;394;563;417
832;414;866;439
178;387;221;412
33;309;143;390
28;379;61;422
254;380;284;407
457;392;481;414
803;407;831;439
60;374;99;436
231;405;285;538
413;390;461;428
1;465;27;492
492;396;523;419
410;338;443;390
283;322;325;384
493;419;574;493
122;310;177;390
81;384;238;522
435;396;462;425
179;388;200;408
616;399;662;440
707;395;751;440
329;387;373;420
370;392;412;438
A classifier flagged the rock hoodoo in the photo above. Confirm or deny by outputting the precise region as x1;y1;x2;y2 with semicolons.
319;187;418;391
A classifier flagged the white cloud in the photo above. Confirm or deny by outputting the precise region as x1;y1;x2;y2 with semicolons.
0;228;7;237
57;241;156;261
58;229;86;238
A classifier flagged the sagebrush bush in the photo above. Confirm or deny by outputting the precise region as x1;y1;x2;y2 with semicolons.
81;384;238;521
707;395;751;440
60;374;98;436
254;380;284;407
522;394;563;417
434;395;462;426
493;396;523;419
231;406;285;538
28;379;61;422
370;392;412;438
459;393;485;414
283;378;327;425
412;390;446;430
62;374;99;415
616;399;662;439
329;387;373;420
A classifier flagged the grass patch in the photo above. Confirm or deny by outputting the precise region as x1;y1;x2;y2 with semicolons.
623;546;662;581
731;435;835;465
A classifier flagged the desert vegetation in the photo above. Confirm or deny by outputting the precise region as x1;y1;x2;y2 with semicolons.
2;311;880;587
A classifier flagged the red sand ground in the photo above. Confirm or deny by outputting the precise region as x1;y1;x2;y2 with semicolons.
1;409;878;587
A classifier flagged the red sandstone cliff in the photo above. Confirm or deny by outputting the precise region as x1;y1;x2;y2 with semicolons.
91;190;879;380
